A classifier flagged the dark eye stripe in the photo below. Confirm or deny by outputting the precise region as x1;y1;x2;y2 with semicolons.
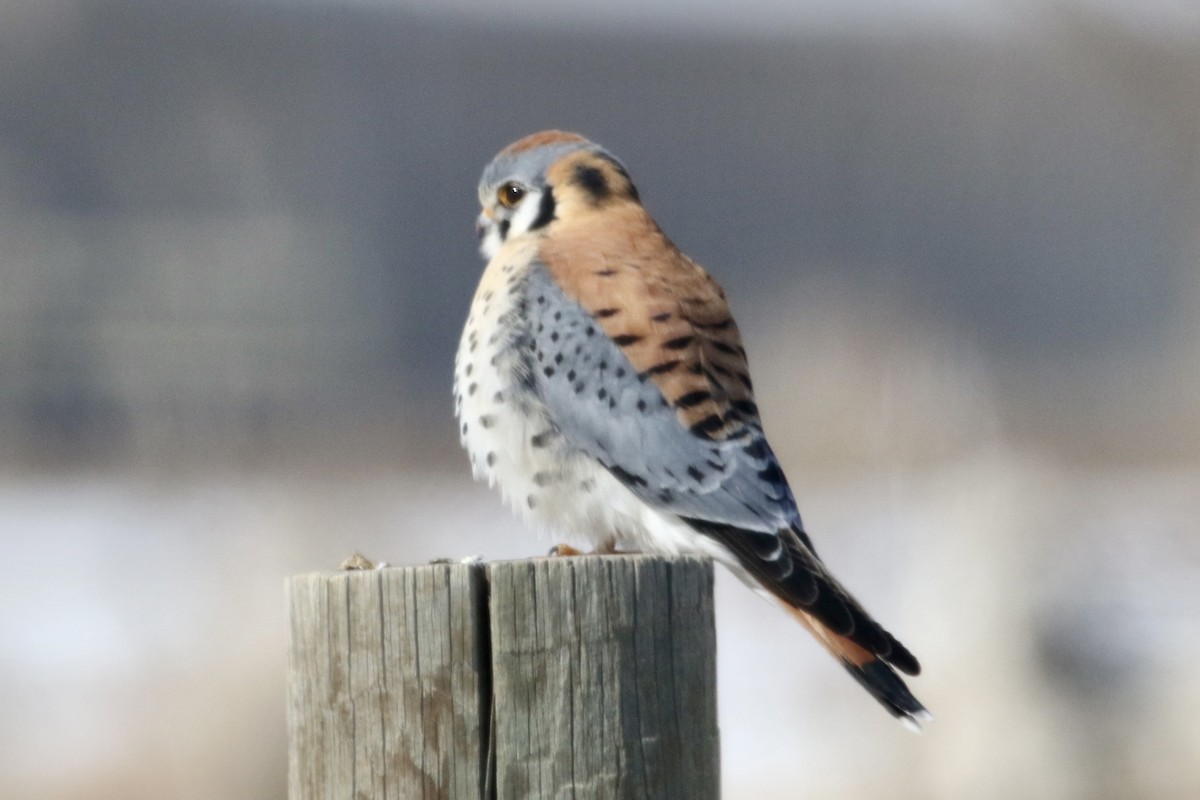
529;188;556;230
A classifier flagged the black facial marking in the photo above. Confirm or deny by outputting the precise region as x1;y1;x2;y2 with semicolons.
529;187;557;230
595;152;640;200
498;219;510;239
575;164;610;201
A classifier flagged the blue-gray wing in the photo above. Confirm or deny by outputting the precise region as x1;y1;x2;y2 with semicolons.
522;263;800;536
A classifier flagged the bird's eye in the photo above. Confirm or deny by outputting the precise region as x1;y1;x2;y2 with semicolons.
497;182;525;209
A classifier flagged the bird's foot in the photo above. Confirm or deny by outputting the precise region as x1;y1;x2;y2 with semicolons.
547;537;634;557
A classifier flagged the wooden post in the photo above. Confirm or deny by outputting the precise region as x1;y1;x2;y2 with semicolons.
286;555;719;800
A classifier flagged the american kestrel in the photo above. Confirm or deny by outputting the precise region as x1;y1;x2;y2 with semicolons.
454;130;929;728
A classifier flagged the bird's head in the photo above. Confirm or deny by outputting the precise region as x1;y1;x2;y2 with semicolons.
476;130;641;260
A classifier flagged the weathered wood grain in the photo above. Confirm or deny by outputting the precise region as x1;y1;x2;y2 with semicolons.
487;555;720;800
287;555;719;799
286;563;488;800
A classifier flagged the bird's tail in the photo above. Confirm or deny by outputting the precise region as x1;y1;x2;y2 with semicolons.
786;605;932;731
683;517;930;728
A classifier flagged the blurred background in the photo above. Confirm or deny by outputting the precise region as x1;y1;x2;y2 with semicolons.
2;0;1198;798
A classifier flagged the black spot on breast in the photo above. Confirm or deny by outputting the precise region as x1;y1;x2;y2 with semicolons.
479;415;496;429
687;465;705;482
486;452;496;467
530;430;554;448
597;388;607;400
586;326;596;336
464;363;473;376
573;381;585;394
615;367;626;378
468;383;478;395
527;495;538;509
493;391;503;403
658;489;674;503
550;332;559;342
543;366;555;378
532;471;555;487
554;353;563;365
574;164;610;201
636;399;647;412
567;370;576;381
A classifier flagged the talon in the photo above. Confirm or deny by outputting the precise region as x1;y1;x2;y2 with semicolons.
548;543;584;557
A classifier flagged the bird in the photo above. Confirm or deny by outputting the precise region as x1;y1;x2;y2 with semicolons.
454;130;930;729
